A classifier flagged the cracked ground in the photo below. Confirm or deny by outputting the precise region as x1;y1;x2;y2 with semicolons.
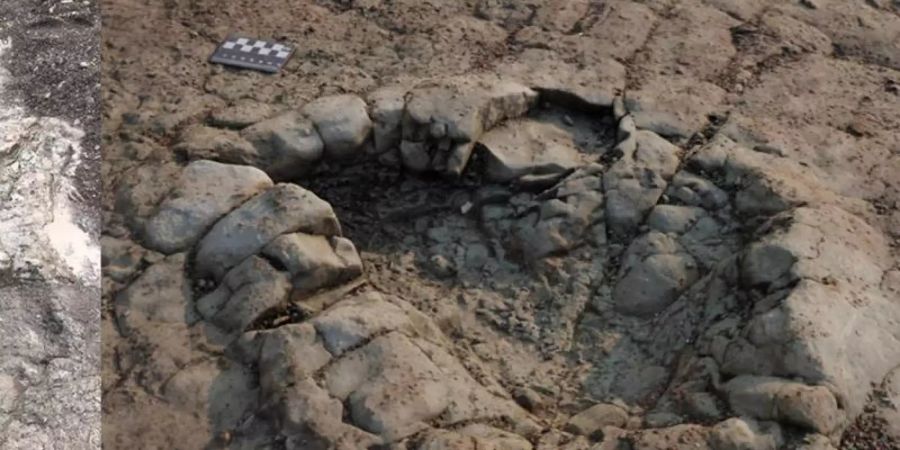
0;0;101;448
101;1;900;449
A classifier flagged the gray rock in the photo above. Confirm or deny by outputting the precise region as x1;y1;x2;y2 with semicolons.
601;130;681;240
613;253;698;316
257;323;333;398
565;403;628;436
262;233;362;293
402;75;537;175
718;337;775;376
682;392;723;421
201;256;292;334
399;140;431;172
240;111;324;180
874;365;900;442
243;288;540;445
312;292;429;356
403;75;536;144
514;386;545;413
275;378;354;445
723;375;842;434
647;205;707;234
114;162;182;228
511;172;604;259
613;233;699;317
513;190;603;260
740;242;796;288
634;131;681;180
555;173;604;197
710;141;851;218
114;253;193;334
643;412;683;428
480;119;585;182
616;115;638;155
174;125;258;165
668;172;730;210
0;374;19;414
464;243;491;270
604;172;666;239
324;331;450;441
732;204;900;428
367;86;406;154
427;254;457;279
143;160;273;254
708;417;783;450
303;94;373;160
631;110;693;139
161;359;257;432
609;364;670;404
194;183;341;280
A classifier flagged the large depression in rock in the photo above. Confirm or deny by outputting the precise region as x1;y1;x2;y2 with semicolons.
106;73;900;450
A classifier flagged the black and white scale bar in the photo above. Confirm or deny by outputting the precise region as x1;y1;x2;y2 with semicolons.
209;35;294;73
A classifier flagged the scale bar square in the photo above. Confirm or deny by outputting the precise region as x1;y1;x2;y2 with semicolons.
209;34;294;73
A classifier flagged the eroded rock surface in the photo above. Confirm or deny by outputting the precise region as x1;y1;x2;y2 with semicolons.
103;2;900;449
1;0;101;447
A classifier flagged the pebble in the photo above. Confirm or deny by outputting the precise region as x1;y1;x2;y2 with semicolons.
428;254;456;278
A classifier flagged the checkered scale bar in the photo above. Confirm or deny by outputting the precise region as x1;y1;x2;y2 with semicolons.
209;35;294;73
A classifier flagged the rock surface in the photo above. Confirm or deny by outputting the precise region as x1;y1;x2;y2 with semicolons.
240;111;325;180
1;1;101;447
143;160;273;254
101;1;900;449
194;183;341;280
401;75;537;175
480;118;587;182
303;94;373;160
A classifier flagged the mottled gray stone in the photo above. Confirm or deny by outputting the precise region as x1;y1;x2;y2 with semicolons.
195;184;341;280
480;119;585;182
613;233;699;317
303;94;373;160
723;375;842;434
647;205;707;234
143;160;273;254
241;111;325;180
367;86;406;154
709;417;783;450
262;233;362;293
200;256;292;334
